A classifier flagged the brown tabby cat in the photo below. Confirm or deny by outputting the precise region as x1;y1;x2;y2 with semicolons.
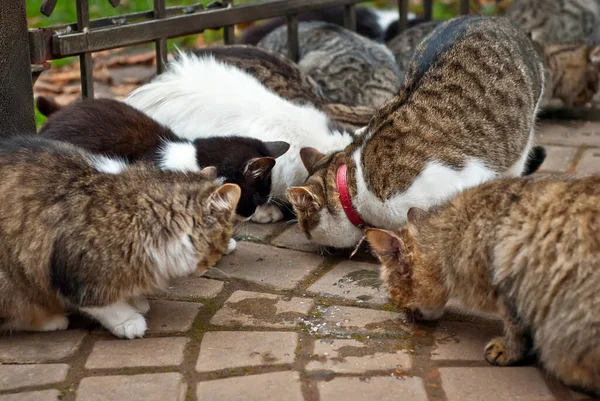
0;136;241;339
287;16;545;249
365;174;600;397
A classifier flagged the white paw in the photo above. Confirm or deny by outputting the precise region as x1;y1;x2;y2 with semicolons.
251;203;284;223
225;238;236;255
40;315;69;331
111;313;147;339
130;296;151;315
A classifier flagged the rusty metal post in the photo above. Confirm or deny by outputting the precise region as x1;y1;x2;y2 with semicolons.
423;0;433;21
0;0;36;135
343;4;357;32
397;0;409;34
286;14;299;63
223;0;235;44
76;0;94;98
154;0;167;74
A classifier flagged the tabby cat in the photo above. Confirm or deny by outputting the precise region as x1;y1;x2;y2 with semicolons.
126;52;355;223
365;174;600;397
0;136;240;339
258;21;403;108
37;97;289;218
193;45;375;130
287;16;545;248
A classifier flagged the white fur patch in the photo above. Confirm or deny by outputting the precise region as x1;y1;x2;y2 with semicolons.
373;9;416;31
251;203;285;223
157;141;200;172
225;238;237;255
89;156;128;174
147;234;199;281
81;301;146;339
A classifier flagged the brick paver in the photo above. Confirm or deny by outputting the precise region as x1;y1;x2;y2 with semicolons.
1;118;598;400
196;331;298;372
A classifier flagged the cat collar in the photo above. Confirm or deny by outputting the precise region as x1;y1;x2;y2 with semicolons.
336;164;366;228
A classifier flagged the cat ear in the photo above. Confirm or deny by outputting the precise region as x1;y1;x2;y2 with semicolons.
207;183;242;218
300;147;325;174
406;207;428;227
244;157;276;179
263;141;290;159
286;186;319;211
364;228;408;273
200;166;218;181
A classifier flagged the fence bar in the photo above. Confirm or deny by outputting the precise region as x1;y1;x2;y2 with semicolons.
397;0;409;33
223;0;235;44
0;0;36;135
52;0;361;57
76;0;94;98
423;0;433;21
286;14;299;62
460;0;470;15
343;4;357;32
154;0;167;74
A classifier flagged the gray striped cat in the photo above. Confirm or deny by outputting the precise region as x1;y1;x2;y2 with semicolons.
258;21;402;109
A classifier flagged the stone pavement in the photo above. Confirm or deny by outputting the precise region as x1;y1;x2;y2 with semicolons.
1;119;599;401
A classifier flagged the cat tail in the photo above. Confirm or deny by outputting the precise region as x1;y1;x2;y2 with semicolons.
35;96;62;117
522;146;546;176
322;104;376;132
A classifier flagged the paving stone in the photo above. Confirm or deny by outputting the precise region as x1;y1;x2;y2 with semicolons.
536;121;600;147
0;390;61;401
318;377;428;401
432;321;503;361
210;290;314;328
197;331;297;372
577;149;600;175
197;371;303;401
0;330;87;363
306;338;411;373
85;337;188;369
76;373;185;401
214;242;324;290
234;222;283;243
155;277;224;300
440;367;554;401
0;364;68;391
538;145;575;172
146;300;202;334
271;225;323;253
307;261;387;306
305;305;408;336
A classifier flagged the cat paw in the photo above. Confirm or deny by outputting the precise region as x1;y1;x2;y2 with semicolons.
251;204;284;223
130;296;151;315
40;315;69;331
485;337;518;366
111;313;147;339
225;238;236;255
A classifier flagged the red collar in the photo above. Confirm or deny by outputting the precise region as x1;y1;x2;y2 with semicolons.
336;164;366;227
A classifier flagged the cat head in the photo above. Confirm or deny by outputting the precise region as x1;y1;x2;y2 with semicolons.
365;208;447;321
286;147;364;248
190;137;290;218
543;41;600;107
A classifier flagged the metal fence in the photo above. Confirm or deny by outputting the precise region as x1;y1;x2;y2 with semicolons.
0;0;471;136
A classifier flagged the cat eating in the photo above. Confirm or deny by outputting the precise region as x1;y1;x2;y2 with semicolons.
0;136;241;339
37;97;289;219
365;174;600;397
287;16;545;249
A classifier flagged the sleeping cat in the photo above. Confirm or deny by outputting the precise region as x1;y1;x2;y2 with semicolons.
37;97;289;219
365;174;600;397
258;21;403;108
287;16;545;248
126;52;355;223
193;45;375;131
386;19;600;107
0;136;240;339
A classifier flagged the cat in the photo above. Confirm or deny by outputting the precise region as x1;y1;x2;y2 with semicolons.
239;6;384;45
0;136;241;339
258;21;403;108
126;52;355;223
286;16;545;249
386;19;600;108
383;17;431;42
365;174;600;397
36;97;289;219
193;45;376;131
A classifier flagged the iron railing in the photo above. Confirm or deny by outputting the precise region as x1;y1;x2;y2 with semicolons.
1;0;472;136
